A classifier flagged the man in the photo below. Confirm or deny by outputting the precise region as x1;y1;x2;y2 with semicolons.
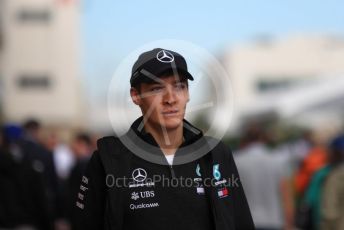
234;124;293;230
320;135;344;230
0;125;52;229
19;119;59;228
75;48;254;230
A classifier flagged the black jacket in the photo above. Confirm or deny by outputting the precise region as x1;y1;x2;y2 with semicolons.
74;117;254;230
0;149;53;229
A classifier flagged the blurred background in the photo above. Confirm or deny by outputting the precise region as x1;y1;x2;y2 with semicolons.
1;0;344;229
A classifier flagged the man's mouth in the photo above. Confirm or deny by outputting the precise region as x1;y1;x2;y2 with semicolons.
162;110;179;116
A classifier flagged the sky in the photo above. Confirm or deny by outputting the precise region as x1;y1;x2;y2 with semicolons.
80;0;344;103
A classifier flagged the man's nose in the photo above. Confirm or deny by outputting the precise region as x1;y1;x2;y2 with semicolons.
163;86;176;104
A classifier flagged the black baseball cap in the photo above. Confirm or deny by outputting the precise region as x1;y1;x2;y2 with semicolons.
130;48;194;87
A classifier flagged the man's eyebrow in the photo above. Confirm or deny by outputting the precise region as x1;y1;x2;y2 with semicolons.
173;80;186;84
148;82;163;86
150;81;185;86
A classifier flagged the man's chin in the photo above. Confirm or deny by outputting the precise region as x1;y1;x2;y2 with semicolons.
159;117;183;130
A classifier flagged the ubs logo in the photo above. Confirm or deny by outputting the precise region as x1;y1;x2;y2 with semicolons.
140;190;155;198
131;190;155;200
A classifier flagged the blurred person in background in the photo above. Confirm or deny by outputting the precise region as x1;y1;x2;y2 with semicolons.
297;134;344;230
284;130;312;173
0;125;52;229
294;132;328;201
66;133;93;230
319;134;344;230
234;123;293;230
44;131;75;230
44;131;75;181
90;133;101;153
18;119;59;229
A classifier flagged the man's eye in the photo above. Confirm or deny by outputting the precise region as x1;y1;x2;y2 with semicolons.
151;87;163;92
175;83;186;89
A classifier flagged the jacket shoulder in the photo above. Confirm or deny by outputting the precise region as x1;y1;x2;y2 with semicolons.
96;135;123;156
96;135;118;147
205;136;232;157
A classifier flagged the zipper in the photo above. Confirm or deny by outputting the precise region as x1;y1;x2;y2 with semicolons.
169;165;176;178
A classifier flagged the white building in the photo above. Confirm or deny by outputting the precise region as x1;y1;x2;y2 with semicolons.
220;35;344;132
0;0;85;132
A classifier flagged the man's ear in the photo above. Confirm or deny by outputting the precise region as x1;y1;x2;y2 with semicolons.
186;88;190;102
130;87;141;105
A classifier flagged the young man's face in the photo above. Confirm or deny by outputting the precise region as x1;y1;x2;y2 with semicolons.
130;74;190;131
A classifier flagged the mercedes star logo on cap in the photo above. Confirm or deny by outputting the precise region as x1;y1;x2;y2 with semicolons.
132;168;147;182
156;50;174;63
